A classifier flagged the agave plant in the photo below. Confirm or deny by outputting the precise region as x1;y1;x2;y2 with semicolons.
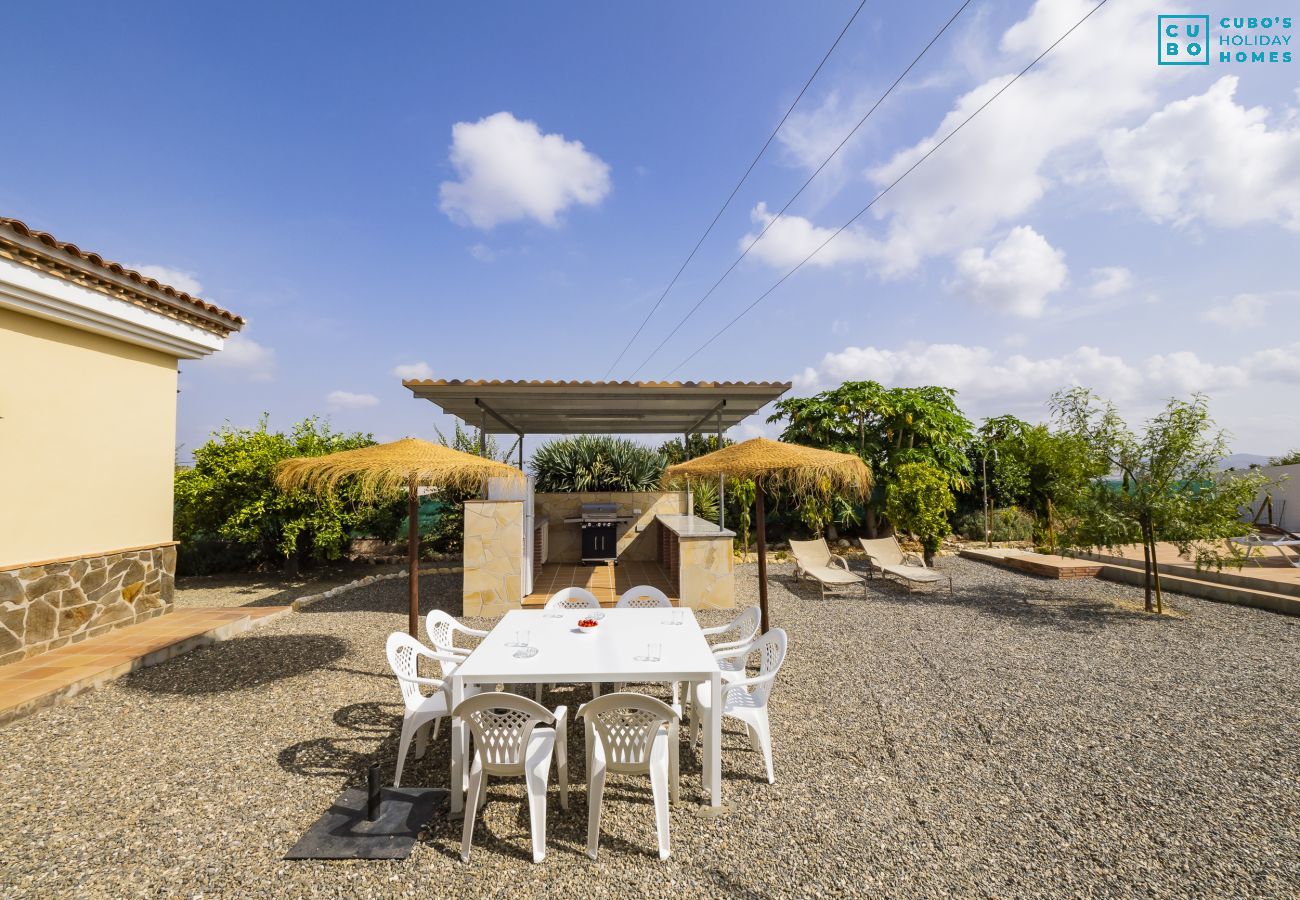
530;436;666;493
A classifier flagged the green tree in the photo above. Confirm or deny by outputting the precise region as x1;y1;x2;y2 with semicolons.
658;434;730;465
1052;388;1267;613
174;416;402;574
419;423;508;556
728;477;757;559
529;435;665;493
884;462;956;565
770;381;973;536
1270;449;1300;466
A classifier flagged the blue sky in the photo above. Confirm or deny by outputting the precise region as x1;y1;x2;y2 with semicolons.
5;1;1298;459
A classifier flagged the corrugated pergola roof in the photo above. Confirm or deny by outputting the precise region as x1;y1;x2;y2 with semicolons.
404;379;791;435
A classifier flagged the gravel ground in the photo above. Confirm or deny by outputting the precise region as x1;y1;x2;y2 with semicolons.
174;563;405;609
2;557;1297;898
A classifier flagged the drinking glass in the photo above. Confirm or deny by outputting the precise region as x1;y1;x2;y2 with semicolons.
634;641;661;663
507;629;530;648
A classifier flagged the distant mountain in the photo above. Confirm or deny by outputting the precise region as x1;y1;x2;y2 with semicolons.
1219;453;1273;470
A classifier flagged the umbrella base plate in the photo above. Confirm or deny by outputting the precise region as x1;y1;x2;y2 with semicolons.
285;787;445;860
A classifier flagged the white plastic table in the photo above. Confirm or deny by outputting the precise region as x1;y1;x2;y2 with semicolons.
447;608;723;813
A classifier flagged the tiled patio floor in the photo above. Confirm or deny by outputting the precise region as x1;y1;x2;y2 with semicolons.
523;560;677;606
0;606;288;725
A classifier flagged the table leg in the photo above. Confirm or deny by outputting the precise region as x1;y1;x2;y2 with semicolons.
708;670;721;807
450;674;465;816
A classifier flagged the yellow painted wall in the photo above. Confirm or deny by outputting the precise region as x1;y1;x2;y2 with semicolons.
0;307;178;566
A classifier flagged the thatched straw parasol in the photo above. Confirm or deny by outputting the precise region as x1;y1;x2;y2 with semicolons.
276;437;524;636
664;437;871;632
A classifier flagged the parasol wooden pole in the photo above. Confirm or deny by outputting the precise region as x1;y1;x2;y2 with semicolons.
755;476;769;633
407;475;419;637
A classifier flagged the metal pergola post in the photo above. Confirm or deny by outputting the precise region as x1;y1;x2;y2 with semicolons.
683;431;693;519
717;408;725;533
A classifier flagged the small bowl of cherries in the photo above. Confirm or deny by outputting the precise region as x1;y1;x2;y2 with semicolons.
576;617;600;633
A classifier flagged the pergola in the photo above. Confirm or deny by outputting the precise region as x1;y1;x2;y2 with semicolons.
405;379;791;526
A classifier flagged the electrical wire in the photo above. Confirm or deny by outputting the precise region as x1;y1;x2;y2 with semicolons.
627;0;975;379
602;0;870;379
664;0;1113;377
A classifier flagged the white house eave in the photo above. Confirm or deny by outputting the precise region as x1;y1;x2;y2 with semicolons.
0;256;225;359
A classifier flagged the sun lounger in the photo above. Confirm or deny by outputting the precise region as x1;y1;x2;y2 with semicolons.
788;538;865;599
858;537;952;593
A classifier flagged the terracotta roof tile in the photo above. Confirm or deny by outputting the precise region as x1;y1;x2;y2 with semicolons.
0;217;245;326
403;379;791;388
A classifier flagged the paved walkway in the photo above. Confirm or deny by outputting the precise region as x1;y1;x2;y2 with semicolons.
0;606;288;724
523;560;676;606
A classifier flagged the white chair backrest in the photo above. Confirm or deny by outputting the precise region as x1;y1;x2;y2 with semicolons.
859;537;905;567
386;632;442;710
545;587;601;609
616;585;671;609
455;692;556;774
734;628;788;708
425;610;461;653
581;692;678;774
715;606;761;647
789;538;832;568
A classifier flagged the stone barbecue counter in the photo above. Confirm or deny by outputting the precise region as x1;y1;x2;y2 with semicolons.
654;515;735;539
656;515;735;609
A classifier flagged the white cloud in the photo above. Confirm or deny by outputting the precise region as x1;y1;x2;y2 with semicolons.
861;0;1167;273
1144;351;1246;394
1200;293;1270;329
392;361;434;380
439;111;611;229
742;202;871;269
795;339;1300;409
778;89;864;173
326;390;380;410
1247;342;1300;382
468;243;496;262
126;263;203;296
1102;76;1300;231
949;226;1067;317
1088;266;1133;298
804;342;1137;401
207;333;275;382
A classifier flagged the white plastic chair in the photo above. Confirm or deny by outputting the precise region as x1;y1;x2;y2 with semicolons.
545;587;601;609
688;628;787;784
615;585;671;608
455;691;569;863
425;610;488;663
385;632;479;788
542;589;603;701
580;692;680;860
701;605;761;653
612;585;678;701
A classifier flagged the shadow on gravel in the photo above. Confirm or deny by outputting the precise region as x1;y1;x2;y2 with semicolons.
294;573;462;618
121;635;351;695
774;566;1155;635
279;701;403;784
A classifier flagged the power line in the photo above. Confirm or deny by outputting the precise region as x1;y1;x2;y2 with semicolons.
603;0;869;379
665;0;1113;377
628;0;974;379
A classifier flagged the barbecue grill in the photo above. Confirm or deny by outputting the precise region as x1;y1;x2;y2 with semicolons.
579;502;620;564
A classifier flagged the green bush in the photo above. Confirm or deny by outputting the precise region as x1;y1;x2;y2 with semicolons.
885;461;956;564
530;436;665;492
174;416;403;575
956;506;1035;542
